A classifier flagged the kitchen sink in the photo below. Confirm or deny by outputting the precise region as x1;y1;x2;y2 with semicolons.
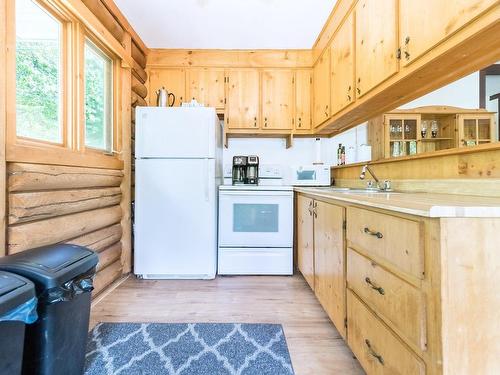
312;187;397;194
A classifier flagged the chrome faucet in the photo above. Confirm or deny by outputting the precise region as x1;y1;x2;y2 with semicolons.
360;165;392;191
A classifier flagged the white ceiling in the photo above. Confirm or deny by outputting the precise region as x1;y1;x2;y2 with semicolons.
114;0;337;49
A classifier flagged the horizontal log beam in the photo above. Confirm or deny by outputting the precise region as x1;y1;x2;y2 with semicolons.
131;92;147;107
81;0;125;44
9;187;122;224
132;75;147;99
96;242;122;271
8;163;123;192
92;259;123;297
132;61;147;84
147;49;313;68
8;205;122;254
67;223;122;252
132;41;147;69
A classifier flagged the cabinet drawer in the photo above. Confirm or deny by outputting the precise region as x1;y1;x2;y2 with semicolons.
347;290;426;375
347;207;424;280
347;249;426;352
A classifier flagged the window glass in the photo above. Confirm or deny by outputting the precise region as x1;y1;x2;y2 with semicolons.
16;0;62;143
85;40;113;151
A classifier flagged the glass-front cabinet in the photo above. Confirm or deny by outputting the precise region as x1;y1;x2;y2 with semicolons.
376;106;497;159
385;114;420;158
457;114;496;147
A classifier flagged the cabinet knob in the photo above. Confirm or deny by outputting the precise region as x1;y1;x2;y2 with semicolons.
357;87;361;95
405;36;410;45
347;94;352;101
364;227;383;238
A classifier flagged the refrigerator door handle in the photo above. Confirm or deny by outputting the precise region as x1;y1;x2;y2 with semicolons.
204;158;209;202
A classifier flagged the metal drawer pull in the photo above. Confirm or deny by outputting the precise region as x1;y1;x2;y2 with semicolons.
364;227;383;238
365;277;385;295
365;339;384;365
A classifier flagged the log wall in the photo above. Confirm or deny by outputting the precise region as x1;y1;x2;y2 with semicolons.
6;163;125;295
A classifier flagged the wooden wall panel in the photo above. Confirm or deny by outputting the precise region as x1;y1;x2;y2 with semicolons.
8;163;123;192
68;223;122;252
96;242;122;271
9;187;121;224
8;205;122;254
147;49;313;68
92;259;123;296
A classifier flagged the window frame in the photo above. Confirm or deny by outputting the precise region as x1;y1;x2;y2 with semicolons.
6;0;124;169
82;33;118;154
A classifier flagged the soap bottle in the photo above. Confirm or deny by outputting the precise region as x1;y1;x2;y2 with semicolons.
341;146;346;165
337;144;342;165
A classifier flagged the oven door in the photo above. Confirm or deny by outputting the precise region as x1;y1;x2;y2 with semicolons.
218;190;293;248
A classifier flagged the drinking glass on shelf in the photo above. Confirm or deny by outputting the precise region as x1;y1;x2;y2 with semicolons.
421;120;428;138
431;120;438;138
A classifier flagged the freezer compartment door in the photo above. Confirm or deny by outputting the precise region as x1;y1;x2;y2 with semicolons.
134;158;217;278
218;190;293;248
135;107;218;158
218;247;293;275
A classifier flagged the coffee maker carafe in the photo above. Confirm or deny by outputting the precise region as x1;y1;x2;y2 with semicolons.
232;156;247;185
246;155;259;185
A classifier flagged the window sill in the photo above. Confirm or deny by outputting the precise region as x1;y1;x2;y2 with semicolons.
6;143;124;170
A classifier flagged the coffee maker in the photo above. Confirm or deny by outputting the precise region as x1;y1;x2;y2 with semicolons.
246;155;259;185
232;156;247;185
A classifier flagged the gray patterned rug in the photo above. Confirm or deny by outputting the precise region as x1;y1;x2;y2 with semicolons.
85;323;295;375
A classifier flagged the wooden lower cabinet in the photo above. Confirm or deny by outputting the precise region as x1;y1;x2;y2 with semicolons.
313;200;346;339
296;195;314;289
347;289;426;375
296;192;500;375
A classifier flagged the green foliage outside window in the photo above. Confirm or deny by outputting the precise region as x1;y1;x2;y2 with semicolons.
16;39;61;142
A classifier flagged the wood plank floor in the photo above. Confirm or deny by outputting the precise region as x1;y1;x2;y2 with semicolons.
90;274;364;375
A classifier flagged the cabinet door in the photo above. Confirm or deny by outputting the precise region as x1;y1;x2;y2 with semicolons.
295;70;312;131
457;114;495;147
187;68;225;109
296;195;315;290
313;49;331;128
261;70;294;130
314;201;346;339
225;70;260;130
400;0;498;66
355;0;398;97
330;12;355;115
148;69;186;106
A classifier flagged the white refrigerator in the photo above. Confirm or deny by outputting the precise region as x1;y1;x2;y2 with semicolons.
134;107;222;279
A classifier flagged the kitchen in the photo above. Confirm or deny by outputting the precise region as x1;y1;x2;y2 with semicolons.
0;1;499;375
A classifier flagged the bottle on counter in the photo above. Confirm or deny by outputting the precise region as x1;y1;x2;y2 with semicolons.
341;146;346;165
337;143;343;165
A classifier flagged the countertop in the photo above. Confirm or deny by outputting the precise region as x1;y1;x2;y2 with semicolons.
294;187;500;218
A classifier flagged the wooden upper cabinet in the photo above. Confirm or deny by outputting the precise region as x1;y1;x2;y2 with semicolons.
295;70;312;131
399;0;498;66
355;0;398;97
313;49;331;128
187;68;225;109
148;69;186;106
314;201;346;339
261;70;294;130
225;70;260;130
297;195;315;290
330;12;355;116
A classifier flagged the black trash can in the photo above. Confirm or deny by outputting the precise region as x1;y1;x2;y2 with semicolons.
0;244;98;375
0;271;37;375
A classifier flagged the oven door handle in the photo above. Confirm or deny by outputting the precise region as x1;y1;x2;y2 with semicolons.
219;191;292;197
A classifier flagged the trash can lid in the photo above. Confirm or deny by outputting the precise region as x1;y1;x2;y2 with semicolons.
0;271;36;317
0;244;98;290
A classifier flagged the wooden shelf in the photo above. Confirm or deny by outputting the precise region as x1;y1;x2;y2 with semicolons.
420;137;454;142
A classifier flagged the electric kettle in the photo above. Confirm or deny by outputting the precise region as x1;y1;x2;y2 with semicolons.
156;87;176;107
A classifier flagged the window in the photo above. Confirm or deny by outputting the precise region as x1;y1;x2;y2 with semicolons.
15;0;63;143
84;39;113;151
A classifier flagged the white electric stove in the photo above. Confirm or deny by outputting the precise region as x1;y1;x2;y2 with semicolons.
217;166;293;275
